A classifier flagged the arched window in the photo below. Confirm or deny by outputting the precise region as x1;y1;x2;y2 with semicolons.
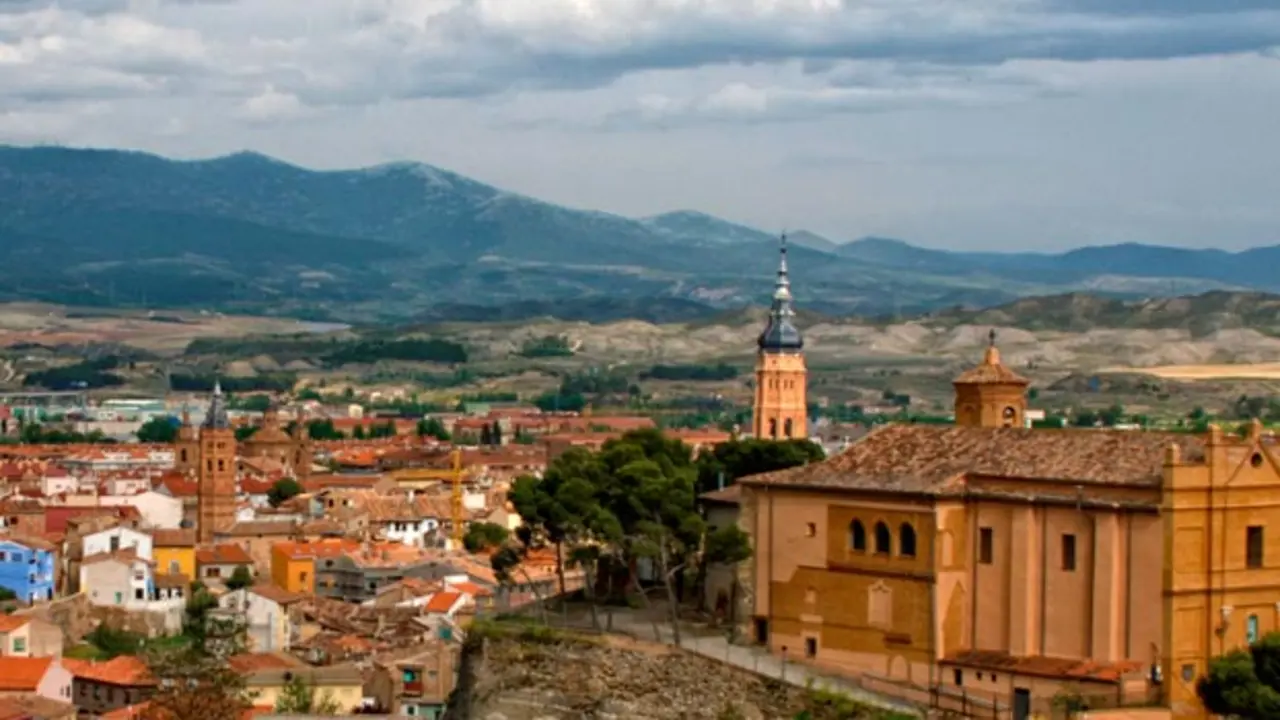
874;522;891;554
1002;406;1017;427
768;419;777;439
180;449;188;464
849;520;866;552
899;523;917;558
784;418;794;438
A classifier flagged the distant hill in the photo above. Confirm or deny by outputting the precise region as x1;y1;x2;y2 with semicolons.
926;291;1280;338
0;144;1275;322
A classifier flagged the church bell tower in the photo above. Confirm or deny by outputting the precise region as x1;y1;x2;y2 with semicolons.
197;382;238;543
953;330;1029;428
752;235;808;440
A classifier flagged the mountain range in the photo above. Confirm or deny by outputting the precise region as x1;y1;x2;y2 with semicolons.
0;145;1274;323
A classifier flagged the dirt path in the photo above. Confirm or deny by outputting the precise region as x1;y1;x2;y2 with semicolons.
1111;362;1280;380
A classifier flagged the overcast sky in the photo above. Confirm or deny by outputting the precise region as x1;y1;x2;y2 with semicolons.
1;0;1277;251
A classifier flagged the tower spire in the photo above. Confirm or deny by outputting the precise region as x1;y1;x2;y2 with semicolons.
203;378;230;429
752;232;809;441
758;233;802;353
773;233;793;314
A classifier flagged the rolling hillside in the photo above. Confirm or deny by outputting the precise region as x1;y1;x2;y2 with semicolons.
0;145;1272;322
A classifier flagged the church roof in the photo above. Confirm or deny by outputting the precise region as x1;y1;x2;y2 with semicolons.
202;382;230;430
740;423;1204;495
758;235;803;353
954;332;1028;386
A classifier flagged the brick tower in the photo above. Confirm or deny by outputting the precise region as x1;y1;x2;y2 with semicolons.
952;330;1029;428
752;235;808;440
197;382;237;544
174;403;198;473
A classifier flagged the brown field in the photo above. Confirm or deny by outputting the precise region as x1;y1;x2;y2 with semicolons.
0;303;330;355
1109;363;1280;381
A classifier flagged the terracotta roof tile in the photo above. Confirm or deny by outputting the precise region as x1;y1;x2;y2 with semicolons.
0;657;51;691
150;529;195;547
447;580;492;597
154;572;189;588
699;484;742;505
0;615;31;633
943;650;1145;683
82;548;152;567
247;583;306;605
741;423;1205;494
66;655;155;686
196;543;254;565
953;345;1029;385
425;591;465;613
227;652;302;674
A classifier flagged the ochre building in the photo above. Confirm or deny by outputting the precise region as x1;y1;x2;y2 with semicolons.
752;236;807;440
240;401;313;480
739;339;1280;719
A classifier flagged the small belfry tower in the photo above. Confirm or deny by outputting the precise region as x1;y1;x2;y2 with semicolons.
952;329;1030;428
196;382;238;544
752;235;808;440
174;403;198;474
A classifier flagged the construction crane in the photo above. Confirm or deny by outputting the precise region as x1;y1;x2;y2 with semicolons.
450;447;465;547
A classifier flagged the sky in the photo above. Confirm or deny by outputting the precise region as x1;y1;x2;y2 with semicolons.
0;0;1278;252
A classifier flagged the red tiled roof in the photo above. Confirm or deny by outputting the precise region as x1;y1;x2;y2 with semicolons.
272;538;360;560
699;484;742;505
227;652;301;674
0;657;52;691
424;591;463;613
953;345;1029;385
942;650;1145;683
247;583;306;605
151;529;196;547
741;423;1205;494
82;548;152;567
196;543;254;565
64;655;155;686
44;505;141;534
0;615;31;633
447;580;492;598
156;475;198;498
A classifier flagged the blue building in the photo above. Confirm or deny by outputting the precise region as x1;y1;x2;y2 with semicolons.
0;538;56;603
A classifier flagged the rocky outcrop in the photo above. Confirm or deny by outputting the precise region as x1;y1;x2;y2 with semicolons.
459;628;808;719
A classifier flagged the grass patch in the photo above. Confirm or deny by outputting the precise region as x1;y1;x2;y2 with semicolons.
800;683;920;720
64;643;109;660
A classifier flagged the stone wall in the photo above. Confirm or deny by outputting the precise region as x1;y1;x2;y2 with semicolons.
16;593;94;644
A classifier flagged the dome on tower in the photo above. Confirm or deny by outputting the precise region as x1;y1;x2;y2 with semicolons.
758;234;804;353
953;329;1028;386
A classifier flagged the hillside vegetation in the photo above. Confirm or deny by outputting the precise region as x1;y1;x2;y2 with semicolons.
1;145;1274;321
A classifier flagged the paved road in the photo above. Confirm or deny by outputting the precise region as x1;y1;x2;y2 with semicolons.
556;606;920;715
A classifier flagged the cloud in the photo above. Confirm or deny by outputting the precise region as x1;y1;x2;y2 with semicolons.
2;0;1278;113
235;85;310;124
0;0;1276;255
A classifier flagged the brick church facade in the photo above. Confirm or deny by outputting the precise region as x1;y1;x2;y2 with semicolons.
739;333;1280;720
